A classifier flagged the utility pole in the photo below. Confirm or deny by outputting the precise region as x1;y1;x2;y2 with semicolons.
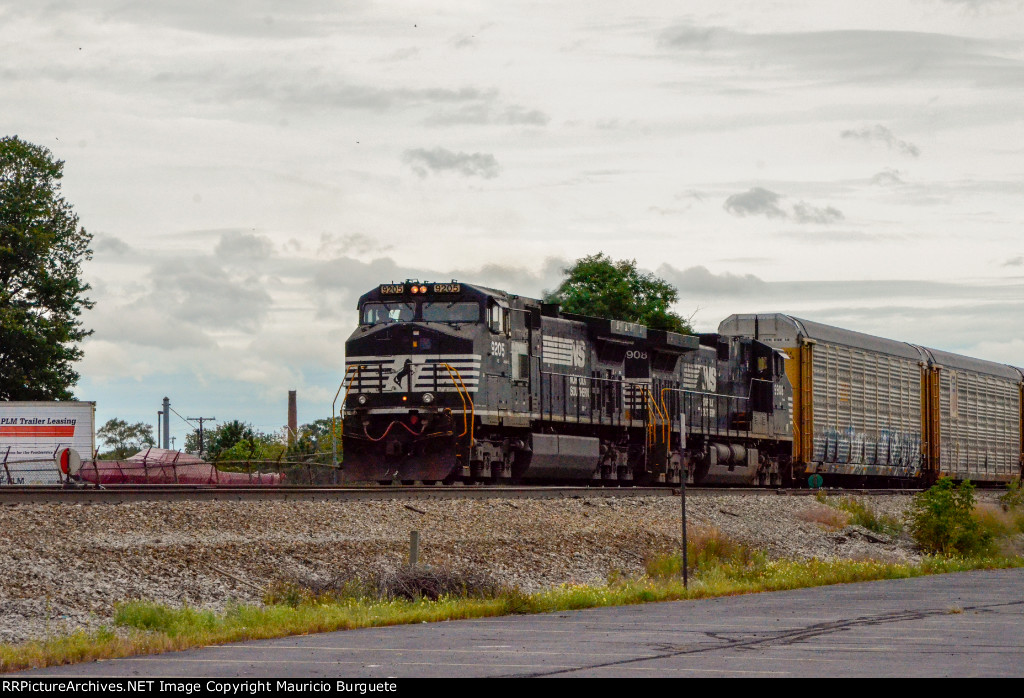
187;416;216;456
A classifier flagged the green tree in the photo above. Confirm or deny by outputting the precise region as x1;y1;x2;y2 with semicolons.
0;136;94;400
545;253;692;334
188;420;287;461
97;418;156;459
217;436;286;464
288;418;343;464
188;420;256;459
910;478;992;556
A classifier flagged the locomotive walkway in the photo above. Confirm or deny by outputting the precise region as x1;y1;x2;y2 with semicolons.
18;568;1024;678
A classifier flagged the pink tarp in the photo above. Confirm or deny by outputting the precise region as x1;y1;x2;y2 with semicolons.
79;448;285;485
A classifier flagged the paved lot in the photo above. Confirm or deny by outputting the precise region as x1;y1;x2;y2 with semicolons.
21;568;1024;677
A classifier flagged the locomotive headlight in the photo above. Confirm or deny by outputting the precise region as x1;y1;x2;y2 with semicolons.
419;285;427;294
357;394;368;405
422;392;435;404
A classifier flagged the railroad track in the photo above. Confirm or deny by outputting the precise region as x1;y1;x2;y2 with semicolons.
0;484;922;504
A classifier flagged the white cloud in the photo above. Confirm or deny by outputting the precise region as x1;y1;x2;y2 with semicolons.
402;147;501;179
723;188;844;224
841;125;921;157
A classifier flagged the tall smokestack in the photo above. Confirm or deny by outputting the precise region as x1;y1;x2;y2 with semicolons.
288;390;297;446
162;396;170;449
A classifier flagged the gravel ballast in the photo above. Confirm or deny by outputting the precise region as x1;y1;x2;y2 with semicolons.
0;491;958;645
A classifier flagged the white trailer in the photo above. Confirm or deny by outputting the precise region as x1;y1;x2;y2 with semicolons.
0;401;96;484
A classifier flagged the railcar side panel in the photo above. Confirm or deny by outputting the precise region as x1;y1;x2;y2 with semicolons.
809;341;924;478
924;349;1022;483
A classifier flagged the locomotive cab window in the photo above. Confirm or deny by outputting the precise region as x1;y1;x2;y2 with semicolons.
487;301;506;334
422;301;480;324
361;302;415;325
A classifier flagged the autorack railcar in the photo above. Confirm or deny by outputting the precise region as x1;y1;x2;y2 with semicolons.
719;313;1024;485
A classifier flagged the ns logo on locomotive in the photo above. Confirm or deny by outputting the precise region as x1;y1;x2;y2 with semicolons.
341;281;1024;487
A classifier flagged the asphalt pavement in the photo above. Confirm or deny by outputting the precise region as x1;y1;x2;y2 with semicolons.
18;568;1024;678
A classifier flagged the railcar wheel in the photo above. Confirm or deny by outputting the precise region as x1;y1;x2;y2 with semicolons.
377;480;392;486
401;479;416;485
421;479;437;486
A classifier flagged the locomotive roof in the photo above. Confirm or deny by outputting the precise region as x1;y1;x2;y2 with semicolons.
355;281;532;306
719;313;1022;380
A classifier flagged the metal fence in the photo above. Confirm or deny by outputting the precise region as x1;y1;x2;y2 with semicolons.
0;448;341;486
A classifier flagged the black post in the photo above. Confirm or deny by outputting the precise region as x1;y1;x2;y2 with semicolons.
681;465;688;588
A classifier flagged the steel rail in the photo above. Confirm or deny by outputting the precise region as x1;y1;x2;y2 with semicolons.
0;484;922;504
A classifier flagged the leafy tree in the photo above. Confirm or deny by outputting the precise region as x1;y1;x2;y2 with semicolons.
97;418;156;459
217;436;286;464
545;253;692;334
203;420;256;458
186;420;286;461
910;478;992;556
0;136;93;400
288;418;343;464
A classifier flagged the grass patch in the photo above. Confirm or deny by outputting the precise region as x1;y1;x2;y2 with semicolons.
814;493;903;536
645;526;763;579
833;498;903;537
4;547;1023;674
266;565;509;605
797;504;850;531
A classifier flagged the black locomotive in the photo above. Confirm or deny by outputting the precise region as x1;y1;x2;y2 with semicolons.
341;281;793;486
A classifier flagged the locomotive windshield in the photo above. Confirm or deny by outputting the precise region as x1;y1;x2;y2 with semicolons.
362;302;415;324
422;301;480;323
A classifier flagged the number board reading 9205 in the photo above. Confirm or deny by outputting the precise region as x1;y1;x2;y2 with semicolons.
379;283;461;295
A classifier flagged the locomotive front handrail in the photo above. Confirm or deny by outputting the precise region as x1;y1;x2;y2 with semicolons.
331;364;365;468
440;362;475;445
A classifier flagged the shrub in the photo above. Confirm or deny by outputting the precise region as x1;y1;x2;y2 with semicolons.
909;478;993;556
1000;478;1024;513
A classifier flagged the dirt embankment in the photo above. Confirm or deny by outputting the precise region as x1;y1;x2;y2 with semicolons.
0;492;947;645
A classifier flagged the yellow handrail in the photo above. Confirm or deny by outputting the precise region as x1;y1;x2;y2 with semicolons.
660;387;674;446
331;364;364;467
643;387;667;449
440;362;475;445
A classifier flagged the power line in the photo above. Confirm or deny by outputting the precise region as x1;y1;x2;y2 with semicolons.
168;407;198;429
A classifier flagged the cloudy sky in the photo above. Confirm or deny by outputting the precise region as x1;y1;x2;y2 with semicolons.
4;1;1023;446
